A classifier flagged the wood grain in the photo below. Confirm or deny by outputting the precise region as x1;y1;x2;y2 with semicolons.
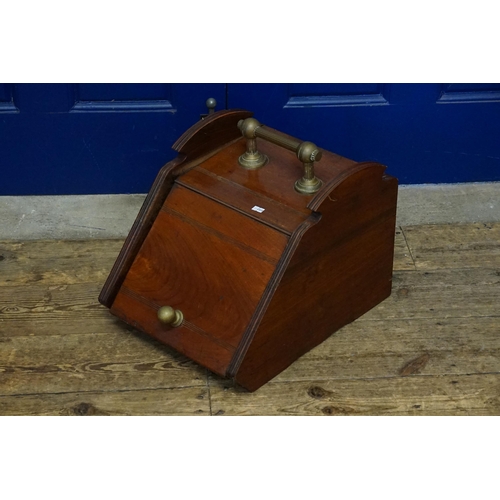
0;239;123;286
0;234;298;348
177;166;309;234
98;112;401;391
99;109;253;308
0;282;118;336
0;330;206;396
4;110;497;410
190;136;358;214
403;222;500;270
394;227;415;270
362;268;500;321
172;109;252;160
0;228;410;288
209;374;500;416
161;184;287;259
233;316;500;383
0;222;499;414
112;291;235;377
233;165;398;390
98;158;182;307
111;185;287;376
119;194;284;342
0;387;210;416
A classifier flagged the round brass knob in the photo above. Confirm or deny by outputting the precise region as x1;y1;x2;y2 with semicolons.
157;306;183;327
205;97;217;114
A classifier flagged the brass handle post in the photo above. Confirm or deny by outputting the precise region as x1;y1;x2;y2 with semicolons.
237;118;323;194
157;306;183;327
236;117;269;169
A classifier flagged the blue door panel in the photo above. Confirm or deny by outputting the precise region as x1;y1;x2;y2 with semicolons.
227;83;500;184
1;83;499;194
289;83;382;96
0;83;226;195
0;84;16;112
14;83;75;112
439;83;500;102
0;84;13;103
76;83;171;102
3;112;171;194
286;83;388;106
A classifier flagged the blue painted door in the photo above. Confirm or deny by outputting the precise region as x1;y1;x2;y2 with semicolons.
0;84;226;195
227;83;500;184
2;83;499;194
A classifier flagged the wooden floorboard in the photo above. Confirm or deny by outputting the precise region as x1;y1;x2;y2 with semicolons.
0;239;124;286
394;227;416;270
209;373;500;416
361;268;500;321
253;316;500;383
403;222;500;270
0;387;210;416
0;331;207;396
0;282;123;336
0;223;499;415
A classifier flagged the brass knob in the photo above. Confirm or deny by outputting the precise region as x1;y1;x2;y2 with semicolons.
157;306;183;327
205;97;217;114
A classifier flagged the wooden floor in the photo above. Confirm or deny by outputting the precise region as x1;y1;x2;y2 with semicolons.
0;222;499;416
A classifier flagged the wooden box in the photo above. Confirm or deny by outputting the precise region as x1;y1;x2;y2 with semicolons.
99;109;398;391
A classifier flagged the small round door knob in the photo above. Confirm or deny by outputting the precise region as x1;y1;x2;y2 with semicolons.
157;306;183;327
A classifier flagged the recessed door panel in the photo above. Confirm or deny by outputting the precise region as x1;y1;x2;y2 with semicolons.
0;83;226;195
227;83;500;184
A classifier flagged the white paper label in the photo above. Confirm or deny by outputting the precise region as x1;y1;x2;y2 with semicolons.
251;205;265;213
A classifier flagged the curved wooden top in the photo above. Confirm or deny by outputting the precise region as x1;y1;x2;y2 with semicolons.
307;162;387;212
173;109;253;160
173;110;388;219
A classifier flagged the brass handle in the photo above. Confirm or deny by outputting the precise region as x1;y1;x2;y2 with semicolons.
237;117;323;195
157;306;183;327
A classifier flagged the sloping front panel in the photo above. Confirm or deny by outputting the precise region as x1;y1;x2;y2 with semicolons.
111;185;287;376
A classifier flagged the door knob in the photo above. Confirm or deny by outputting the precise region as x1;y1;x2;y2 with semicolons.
157;306;183;327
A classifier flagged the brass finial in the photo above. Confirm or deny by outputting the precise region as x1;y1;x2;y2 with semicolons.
205;98;217;114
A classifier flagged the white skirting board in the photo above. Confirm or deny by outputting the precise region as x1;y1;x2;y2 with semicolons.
0;182;499;240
